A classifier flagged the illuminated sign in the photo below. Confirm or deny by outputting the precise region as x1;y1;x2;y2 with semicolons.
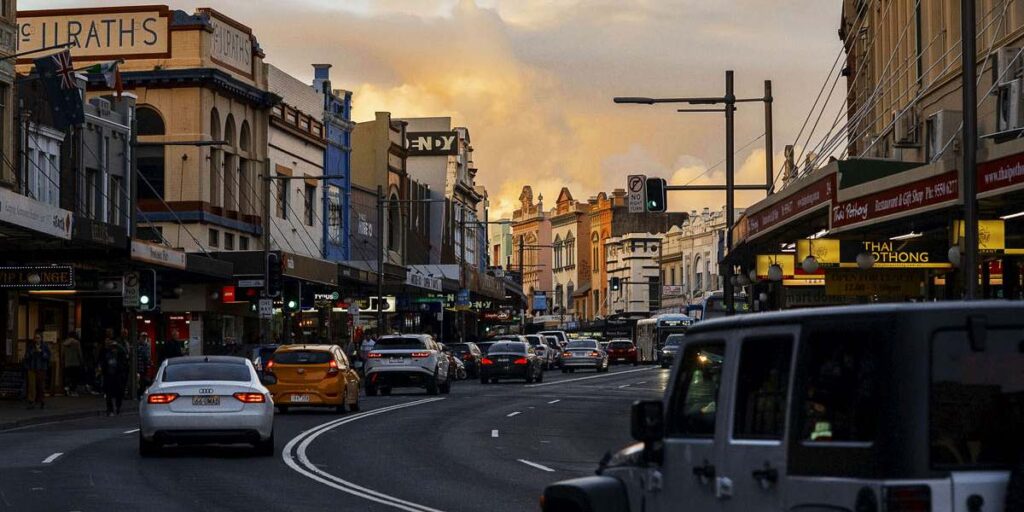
832;170;959;230
745;174;834;240
756;254;795;280
953;219;1006;254
797;239;951;269
0;265;74;288
17;7;171;62
796;239;840;267
825;269;922;297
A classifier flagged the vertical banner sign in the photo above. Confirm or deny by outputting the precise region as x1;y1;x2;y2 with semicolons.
627;174;646;213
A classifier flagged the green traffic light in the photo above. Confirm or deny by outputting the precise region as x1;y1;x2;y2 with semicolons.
140;295;151;305
287;300;297;309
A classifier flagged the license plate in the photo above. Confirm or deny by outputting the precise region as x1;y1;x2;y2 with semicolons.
290;394;310;403
386;358;407;365
192;396;220;406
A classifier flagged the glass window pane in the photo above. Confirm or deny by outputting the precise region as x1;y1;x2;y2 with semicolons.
734;336;793;440
799;329;880;443
667;342;725;438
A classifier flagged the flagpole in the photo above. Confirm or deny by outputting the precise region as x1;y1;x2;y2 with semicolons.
2;42;75;61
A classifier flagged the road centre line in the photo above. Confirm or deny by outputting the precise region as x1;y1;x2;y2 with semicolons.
526;366;656;388
517;459;555;472
123;428;140;434
284;398;448;512
41;452;62;464
617;384;631;389
491;429;499;438
506;411;521;417
547;399;561;404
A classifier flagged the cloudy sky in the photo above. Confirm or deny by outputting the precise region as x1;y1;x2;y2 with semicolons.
24;0;844;219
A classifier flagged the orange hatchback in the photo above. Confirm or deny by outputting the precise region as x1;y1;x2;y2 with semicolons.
265;345;360;414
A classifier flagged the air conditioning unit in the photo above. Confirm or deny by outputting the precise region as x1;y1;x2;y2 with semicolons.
893;109;919;147
926;110;963;161
997;79;1024;132
993;47;1022;86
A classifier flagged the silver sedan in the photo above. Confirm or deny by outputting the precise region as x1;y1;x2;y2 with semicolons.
560;339;609;373
139;356;276;457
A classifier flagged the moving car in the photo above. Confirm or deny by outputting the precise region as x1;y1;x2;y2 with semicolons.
448;342;483;378
544;336;564;368
363;334;452;396
659;333;684;368
265;345;360;414
605;339;638;365
525;334;557;369
538;330;569;350
139;356;275;457
543;302;1024;512
560;339;609;373
479;341;544;384
245;344;279;372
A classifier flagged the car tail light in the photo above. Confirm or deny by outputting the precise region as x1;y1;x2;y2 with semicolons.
628;347;636;352
326;359;340;377
367;352;383;358
233;392;266;403
590;351;601;357
514;358;528;365
147;393;178;404
481;358;494;366
883;485;931;512
265;360;275;371
462;353;473;360
411;352;431;358
562;352;572;358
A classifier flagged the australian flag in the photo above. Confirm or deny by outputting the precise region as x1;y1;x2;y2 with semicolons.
33;50;84;132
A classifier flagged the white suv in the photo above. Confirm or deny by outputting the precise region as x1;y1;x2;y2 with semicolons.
364;334;451;396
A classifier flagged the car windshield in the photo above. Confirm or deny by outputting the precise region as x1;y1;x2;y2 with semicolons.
488;342;526;355
375;337;427;350
608;342;633;349
272;350;332;365
665;336;684;346
566;340;598;350
448;343;472;352
163;363;250;382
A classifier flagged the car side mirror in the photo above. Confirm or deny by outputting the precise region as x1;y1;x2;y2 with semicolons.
260;373;277;386
631;400;664;443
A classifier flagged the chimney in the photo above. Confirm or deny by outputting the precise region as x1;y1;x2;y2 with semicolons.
312;63;332;94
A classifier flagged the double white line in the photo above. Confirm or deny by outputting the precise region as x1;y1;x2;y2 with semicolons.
282;397;447;512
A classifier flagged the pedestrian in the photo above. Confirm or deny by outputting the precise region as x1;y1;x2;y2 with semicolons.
22;329;50;409
136;332;152;397
98;335;128;416
62;331;84;397
360;330;377;360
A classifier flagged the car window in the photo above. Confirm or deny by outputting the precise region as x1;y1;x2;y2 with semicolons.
608;341;633;349
566;340;597;349
665;335;684;346
375;337;428;350
163;363;250;382
488;342;526;354
273;351;332;365
733;336;793;440
526;336;542;346
798;328;880;443
930;327;1024;468
667;341;725;438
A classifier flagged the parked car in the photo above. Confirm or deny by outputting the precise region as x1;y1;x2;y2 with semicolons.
538;330;569;350
560;339;609;373
448;342;483;378
543;302;1024;512
265;345;360;414
475;340;498;355
544;336;564;368
364;334;452;396
659;334;684;369
599;341;610;352
605;339;638;365
525;334;557;369
139;356;276;457
479;341;544;384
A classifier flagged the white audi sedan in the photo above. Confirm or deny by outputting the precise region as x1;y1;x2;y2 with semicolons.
139;356;276;457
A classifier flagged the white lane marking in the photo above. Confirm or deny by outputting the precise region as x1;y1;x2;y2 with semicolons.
506;411;521;418
547;399;561;404
636;381;647;385
283;398;447;512
491;429;499;438
617;384;631;389
123;428;140;434
41;453;63;464
526;366;655;388
517;459;555;472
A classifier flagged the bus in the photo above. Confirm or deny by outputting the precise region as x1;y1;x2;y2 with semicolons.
634;313;694;364
690;291;750;321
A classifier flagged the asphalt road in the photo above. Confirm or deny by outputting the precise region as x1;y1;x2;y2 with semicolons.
0;364;668;512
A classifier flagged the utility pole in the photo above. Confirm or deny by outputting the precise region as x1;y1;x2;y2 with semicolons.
961;0;979;299
377;185;386;333
459;211;466;343
723;71;736;316
764;80;774;195
262;159;271;343
518;234;525;332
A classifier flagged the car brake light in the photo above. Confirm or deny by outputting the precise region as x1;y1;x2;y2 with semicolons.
481;358;494;366
562;352;572;358
590;351;601;357
326;359;340;377
629;347;636;352
514;358;528;365
411;352;431;358
233;392;266;403
462;354;473;360
367;352;383;358
147;393;178;404
265;360;275;371
883;485;931;512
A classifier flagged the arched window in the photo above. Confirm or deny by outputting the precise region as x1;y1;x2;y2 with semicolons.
694;256;703;293
209;108;222;207
137;105;165;199
224;115;238;210
591;232;599;274
566;281;575;310
555;284;563;311
565;231;574;266
553;234;562;269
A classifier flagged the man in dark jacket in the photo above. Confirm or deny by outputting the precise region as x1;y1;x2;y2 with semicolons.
98;335;128;416
23;329;50;409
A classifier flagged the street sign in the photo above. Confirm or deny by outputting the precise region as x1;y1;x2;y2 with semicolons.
258;298;273;319
238;279;264;288
122;271;140;308
627;174;647;213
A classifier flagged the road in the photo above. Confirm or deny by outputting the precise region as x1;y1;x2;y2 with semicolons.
0;364;668;512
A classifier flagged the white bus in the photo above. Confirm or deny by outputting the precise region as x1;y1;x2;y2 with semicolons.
634;314;693;364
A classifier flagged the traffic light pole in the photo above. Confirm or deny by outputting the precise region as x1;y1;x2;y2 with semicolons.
262;160;272;344
377;185;385;334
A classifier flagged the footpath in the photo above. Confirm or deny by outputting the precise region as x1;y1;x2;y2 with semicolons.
0;395;138;431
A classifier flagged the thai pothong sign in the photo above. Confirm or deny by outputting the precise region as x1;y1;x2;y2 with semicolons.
831;170;958;230
0;186;73;240
17;6;172;63
745;174;834;240
978;151;1024;197
0;265;74;289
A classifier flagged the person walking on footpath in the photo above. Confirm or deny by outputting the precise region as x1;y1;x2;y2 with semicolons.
136;332;152;398
23;329;50;409
62;331;84;397
99;335;128;416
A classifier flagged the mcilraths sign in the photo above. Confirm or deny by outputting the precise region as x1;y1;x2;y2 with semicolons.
16;6;172;62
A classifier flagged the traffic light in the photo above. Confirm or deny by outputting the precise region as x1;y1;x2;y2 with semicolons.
282;280;301;312
609;276;621;291
645;177;667;212
139;269;158;311
266;252;282;298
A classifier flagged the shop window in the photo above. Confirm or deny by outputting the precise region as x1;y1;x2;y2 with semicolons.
304;184;316;226
137;106;165;200
209;228;220;248
277;179;288;219
734;336;793;439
